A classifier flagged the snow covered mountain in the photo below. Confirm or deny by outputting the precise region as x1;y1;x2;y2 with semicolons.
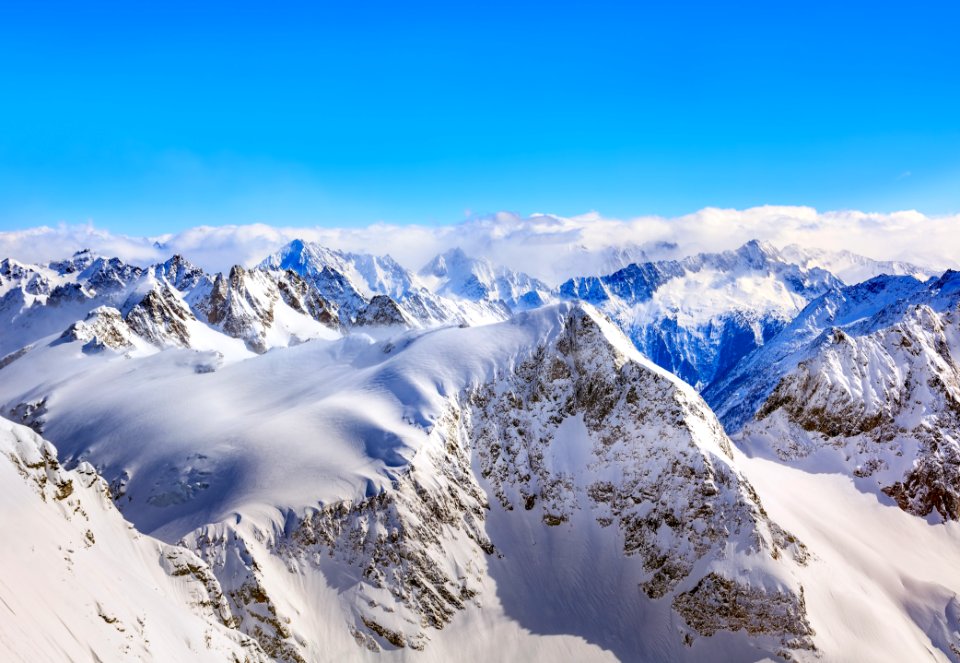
1;241;541;371
259;239;510;327
0;250;343;362
560;240;841;391
7;240;960;662
258;239;411;319
1;303;823;661
0;250;145;357
707;269;960;522
418;247;554;310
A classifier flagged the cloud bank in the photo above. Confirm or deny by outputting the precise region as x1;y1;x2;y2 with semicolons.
2;206;958;284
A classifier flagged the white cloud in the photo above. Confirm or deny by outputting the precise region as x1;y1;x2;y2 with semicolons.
2;206;958;284
0;222;163;268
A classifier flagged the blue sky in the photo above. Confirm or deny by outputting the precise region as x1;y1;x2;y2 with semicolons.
1;0;958;234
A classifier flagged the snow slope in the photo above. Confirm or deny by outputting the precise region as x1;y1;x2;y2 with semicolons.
736;452;960;662
0;418;270;662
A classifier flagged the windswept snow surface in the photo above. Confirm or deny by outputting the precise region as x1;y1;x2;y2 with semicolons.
736;452;960;663
1;306;579;537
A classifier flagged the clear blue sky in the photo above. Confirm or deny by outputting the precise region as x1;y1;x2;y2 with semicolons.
1;0;958;234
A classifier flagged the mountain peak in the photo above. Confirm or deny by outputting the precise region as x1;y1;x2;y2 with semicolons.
734;239;781;266
261;239;344;275
287;238;307;252
420;246;473;278
441;246;470;263
418;247;552;311
49;248;98;275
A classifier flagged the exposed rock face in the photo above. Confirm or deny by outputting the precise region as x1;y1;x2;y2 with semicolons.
196;266;340;352
153;254;212;293
275;269;340;331
8;397;47;433
56;288;196;352
199;266;274;347
305;264;369;322
125;284;196;348
354;294;412;327
60;306;136;351
673;573;814;644
884;440;960;522
186;527;310;663
466;308;811;625
715;271;960;521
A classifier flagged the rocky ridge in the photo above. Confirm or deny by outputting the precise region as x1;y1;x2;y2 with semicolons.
712;270;960;521
260;239;512;327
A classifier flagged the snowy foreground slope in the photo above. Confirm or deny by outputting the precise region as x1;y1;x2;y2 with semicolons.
0;418;270;662
735;453;960;663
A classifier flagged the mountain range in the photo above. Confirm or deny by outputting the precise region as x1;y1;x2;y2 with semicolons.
2;238;959;662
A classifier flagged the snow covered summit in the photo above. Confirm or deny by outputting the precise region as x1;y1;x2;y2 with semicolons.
418;246;554;310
